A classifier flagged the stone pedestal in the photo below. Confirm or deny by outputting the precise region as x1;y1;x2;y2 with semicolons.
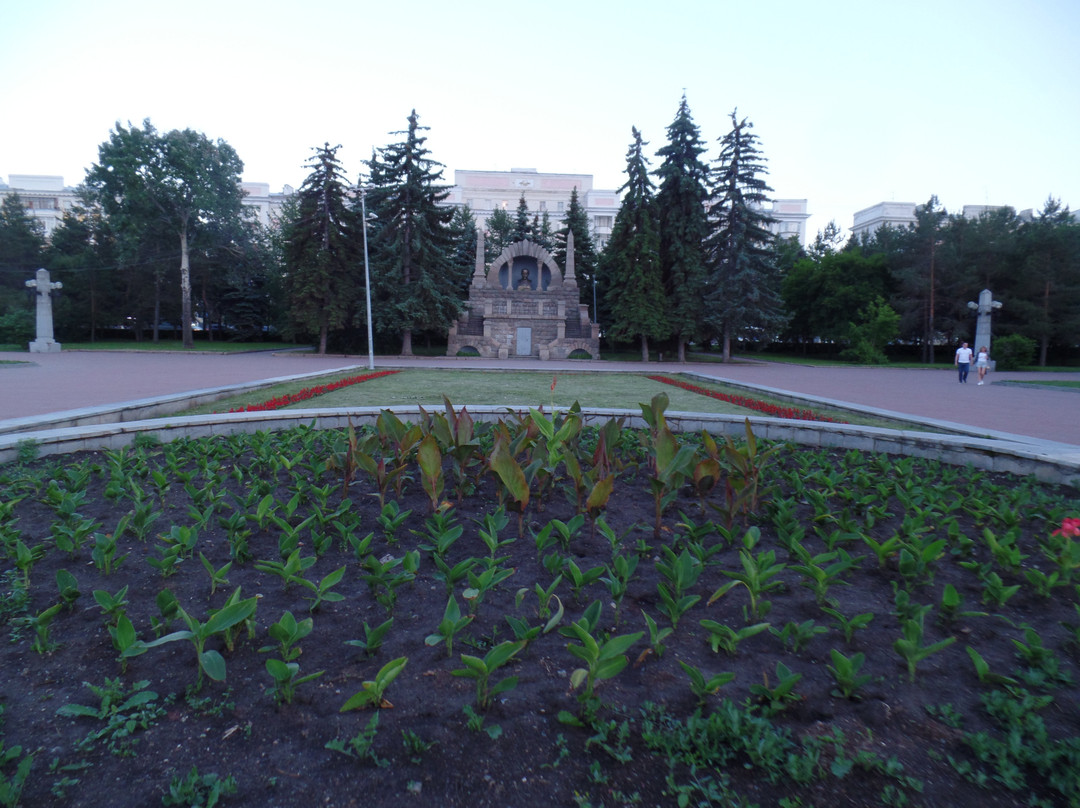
26;268;62;353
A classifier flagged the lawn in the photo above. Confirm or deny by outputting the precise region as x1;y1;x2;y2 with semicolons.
178;369;905;429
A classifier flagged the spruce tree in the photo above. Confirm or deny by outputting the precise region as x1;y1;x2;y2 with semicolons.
554;187;599;317
601;127;666;361
366;110;461;355
654;93;710;362
703;110;785;361
485;206;515;262
280;143;361;354
513;194;531;243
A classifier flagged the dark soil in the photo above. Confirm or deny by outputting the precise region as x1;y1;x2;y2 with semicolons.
1;426;1079;808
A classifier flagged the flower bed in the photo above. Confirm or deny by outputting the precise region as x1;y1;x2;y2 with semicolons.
647;374;845;423
226;370;400;412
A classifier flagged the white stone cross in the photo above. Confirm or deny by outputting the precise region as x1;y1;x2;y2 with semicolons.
25;267;63;353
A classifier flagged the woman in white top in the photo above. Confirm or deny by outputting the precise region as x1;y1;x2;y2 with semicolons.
975;346;990;385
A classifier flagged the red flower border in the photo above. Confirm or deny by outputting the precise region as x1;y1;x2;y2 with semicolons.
646;375;845;424
226;370;400;413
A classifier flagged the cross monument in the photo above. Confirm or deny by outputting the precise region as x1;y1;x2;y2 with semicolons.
25;268;63;353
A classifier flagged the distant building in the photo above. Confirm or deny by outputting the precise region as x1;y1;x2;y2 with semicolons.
1;174;293;237
851;201;1032;239
442;168;620;250
759;198;809;244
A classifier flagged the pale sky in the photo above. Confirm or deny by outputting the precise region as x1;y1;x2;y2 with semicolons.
2;0;1077;240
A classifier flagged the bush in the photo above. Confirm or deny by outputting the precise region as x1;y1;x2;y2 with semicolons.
0;310;33;344
567;349;593;360
993;334;1036;370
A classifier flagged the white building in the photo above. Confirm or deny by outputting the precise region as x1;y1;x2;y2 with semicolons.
1;174;293;236
442;168;621;249
851;201;1030;239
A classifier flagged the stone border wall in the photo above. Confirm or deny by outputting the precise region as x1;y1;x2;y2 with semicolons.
2;406;1077;488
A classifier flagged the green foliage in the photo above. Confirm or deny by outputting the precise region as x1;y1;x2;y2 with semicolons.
340;657;408;712
57;679;165;757
451;640;525;709
326;711;388;768
839;297;899;365
162;766;237;808
993;333;1036;370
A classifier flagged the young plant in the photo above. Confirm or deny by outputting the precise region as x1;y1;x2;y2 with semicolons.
772;619;828;653
57;679;164;757
55;568;81;611
655;547;703;629
264;658;325;705
748;661;803;716
699;619;770;656
139;591;260;690
198;553;232;597
827;648;872;699
563;619;642;703
416;433;446;513
893;615;956;683
345;617;395;658
709;527;786;622
641;610;674;660
162;766;237;808
326;712;388;768
340;657;408;711
451;640;526;709
377;500;413;544
424;596;474;657
476;506;515;560
821;606;875;645
677;660;735;706
16;602;64;654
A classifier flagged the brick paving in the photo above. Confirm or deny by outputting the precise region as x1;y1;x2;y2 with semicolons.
1;349;1078;447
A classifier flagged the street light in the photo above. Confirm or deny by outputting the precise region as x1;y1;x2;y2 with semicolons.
360;185;377;371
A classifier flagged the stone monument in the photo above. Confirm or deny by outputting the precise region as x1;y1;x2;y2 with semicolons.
967;288;1002;369
446;231;600;360
25;267;63;353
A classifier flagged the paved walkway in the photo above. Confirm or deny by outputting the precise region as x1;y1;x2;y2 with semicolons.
2;349;1078;447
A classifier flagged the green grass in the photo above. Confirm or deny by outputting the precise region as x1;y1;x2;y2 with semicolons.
178;369;914;431
998;379;1080;390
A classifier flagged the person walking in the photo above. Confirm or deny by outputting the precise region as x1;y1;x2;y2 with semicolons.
955;342;973;383
975;345;990;385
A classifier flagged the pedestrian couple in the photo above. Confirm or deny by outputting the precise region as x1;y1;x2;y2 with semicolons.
955;342;990;384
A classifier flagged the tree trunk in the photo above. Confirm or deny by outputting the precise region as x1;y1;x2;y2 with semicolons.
318;322;328;355
180;229;193;349
677;340;686;363
722;321;732;363
1040;280;1050;366
640;334;649;362
401;330;413;356
153;274;161;343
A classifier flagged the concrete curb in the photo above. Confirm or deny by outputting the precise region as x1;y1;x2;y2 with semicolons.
3;405;1078;488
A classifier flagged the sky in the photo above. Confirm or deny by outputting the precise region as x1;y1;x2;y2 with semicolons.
2;0;1078;241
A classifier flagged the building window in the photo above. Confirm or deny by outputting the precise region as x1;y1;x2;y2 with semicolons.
557;201;564;212
594;216;612;229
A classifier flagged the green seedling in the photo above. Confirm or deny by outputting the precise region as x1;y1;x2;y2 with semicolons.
0;740;33;807
300;564;347;612
345;617;395;657
677;660;735;706
57;679;164;757
90;524;129;575
641;610;674;660
463;563;515;613
151;589;180;637
965;646;1018;687
217;510;252;562
340;656;408;711
16;601;64;654
563;619;642;702
699;619;770;656
488;436;530;528
601;553;638;620
326;711;388;768
772;619;828;653
55;568;81;610
93;585;130;625
51;516;99;558
361;552;416;611
862;533;903;567
462;703;503;739
425;596;474;657
265;658;324;705
505;596;564;648
108;614;147;671
562;557;605;603
515;575;563;621
260;611;313;662
893;615;956;683
476;506;514;559
790;545;861;605
162;766;237;808
199;553;232;596
269;513;316;559
12;539;44;588
821;606;875;645
710;529;786;622
254;548;317;589
345;530;374;561
431;554;477;598
377;500;413;544
749;661;803;716
980;571;1021;606
147;540;183;578
139;591;259;690
401;728;437;764
827;648;872;699
451;639;526;709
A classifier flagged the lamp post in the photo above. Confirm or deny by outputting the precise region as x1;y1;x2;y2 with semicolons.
360;185;376;371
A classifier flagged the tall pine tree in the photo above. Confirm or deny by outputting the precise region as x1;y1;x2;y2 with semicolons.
366;110;461;355
601;127;666;361
654;94;710;362
513;194;531;243
554;187;599;318
280;143;361;354
703;110;785;361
